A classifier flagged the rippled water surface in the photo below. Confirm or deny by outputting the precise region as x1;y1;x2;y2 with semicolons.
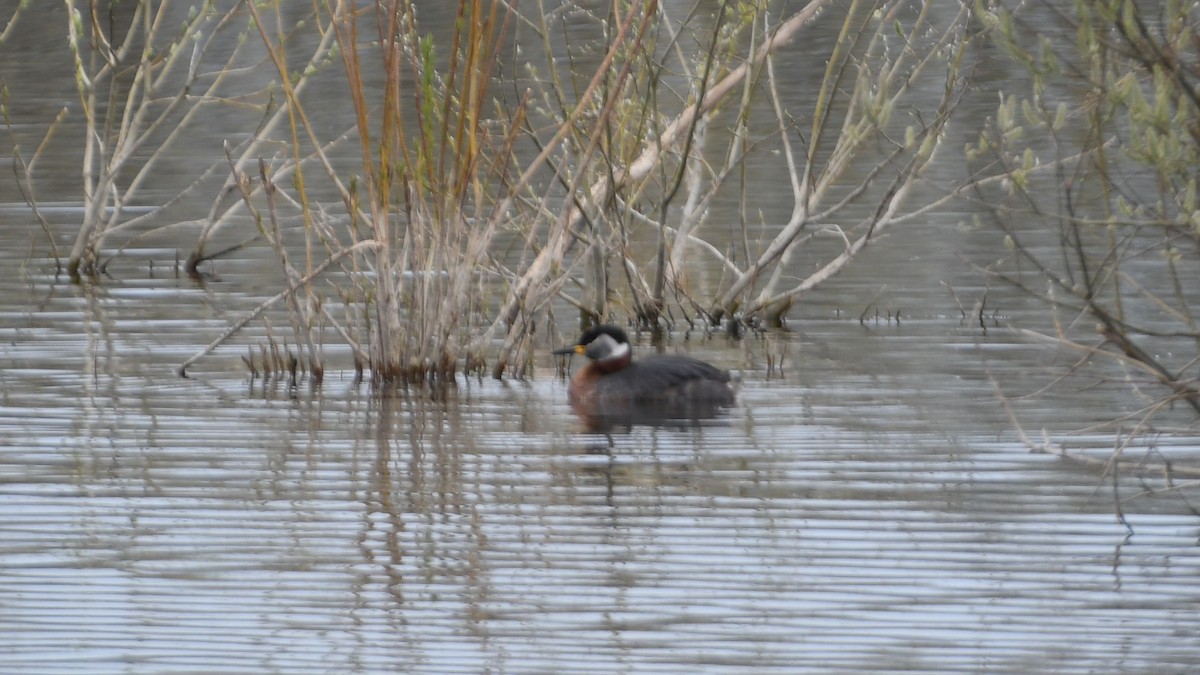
3;259;1199;674
4;3;1200;673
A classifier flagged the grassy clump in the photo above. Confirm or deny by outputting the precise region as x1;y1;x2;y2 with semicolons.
10;2;978;383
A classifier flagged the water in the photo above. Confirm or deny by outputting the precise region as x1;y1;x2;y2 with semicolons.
4;266;1198;673
3;3;1200;674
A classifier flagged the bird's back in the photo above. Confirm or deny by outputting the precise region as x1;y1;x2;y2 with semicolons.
586;354;734;408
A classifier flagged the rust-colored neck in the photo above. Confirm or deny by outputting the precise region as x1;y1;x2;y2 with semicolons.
592;350;632;375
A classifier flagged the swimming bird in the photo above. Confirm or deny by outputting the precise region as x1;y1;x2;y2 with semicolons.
553;324;735;428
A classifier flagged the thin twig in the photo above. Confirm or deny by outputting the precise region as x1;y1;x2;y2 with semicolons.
178;239;379;377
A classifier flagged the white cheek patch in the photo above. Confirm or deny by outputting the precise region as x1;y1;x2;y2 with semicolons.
586;333;630;362
606;340;630;361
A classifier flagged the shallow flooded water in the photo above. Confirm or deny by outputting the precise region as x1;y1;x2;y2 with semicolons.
4;2;1200;673
3;255;1200;674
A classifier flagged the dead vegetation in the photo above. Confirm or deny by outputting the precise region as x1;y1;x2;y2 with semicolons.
8;1;978;384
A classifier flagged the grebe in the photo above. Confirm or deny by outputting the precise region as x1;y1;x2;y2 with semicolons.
553;324;735;427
